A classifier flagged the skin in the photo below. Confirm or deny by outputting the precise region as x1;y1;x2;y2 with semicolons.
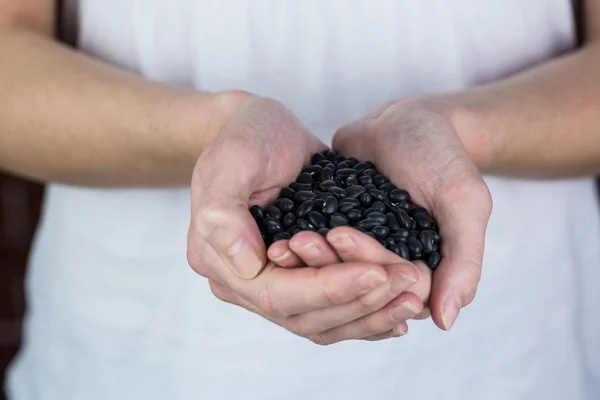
1;0;600;344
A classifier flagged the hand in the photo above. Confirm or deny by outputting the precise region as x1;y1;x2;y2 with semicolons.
331;100;493;331
186;93;420;342
268;227;432;344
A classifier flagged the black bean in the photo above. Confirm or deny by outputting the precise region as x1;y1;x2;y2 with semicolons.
363;208;379;216
279;187;295;200
296;218;316;231
334;177;344;187
326;150;338;162
319;179;337;191
282;212;297;228
389;230;409;242
322;196;338;215
356;218;384;229
366;232;376;239
372;201;386;213
419;230;435;254
385;237;396;246
272;232;291;242
359;175;373;185
250;205;265;222
410;218;417;230
406;237;423;259
345;175;359;187
409;230;419;238
345;185;366;198
397;202;411;210
302;165;322;176
385;213;400;232
362;168;377;177
313;198;326;210
359;193;373;206
316;160;331;168
275;198;295;212
338;202;356;214
319;167;334;182
336;168;358;178
354;226;367;233
428;251;441;269
311;152;327;164
373;174;387;186
330;214;349;228
296;200;314;217
328;186;347;199
288;227;302;236
410;207;428;215
347;209;363;221
366;212;387;224
266;205;283;220
317;227;330;237
369;189;387;201
263;218;283;235
379;182;396;194
293;191;316;203
389;189;410;203
296;172;313;184
391;207;411;229
371;225;390;240
396;243;411;260
316;193;330;200
308;211;329;229
433;231;441;243
353;161;371;172
340;197;361;206
414;213;432;229
337;161;352;169
364;183;377;192
290;182;312;192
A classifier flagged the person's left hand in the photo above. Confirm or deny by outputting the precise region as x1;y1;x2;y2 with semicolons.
269;99;492;336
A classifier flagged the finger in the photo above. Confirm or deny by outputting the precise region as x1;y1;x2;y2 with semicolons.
361;323;408;341
312;293;422;345
288;231;341;267
284;263;419;337
232;261;389;318
327;227;433;303
429;179;492;331
209;280;283;326
267;240;304;267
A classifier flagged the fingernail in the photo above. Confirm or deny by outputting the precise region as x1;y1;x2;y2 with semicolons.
394;324;407;336
442;295;461;331
271;250;292;262
388;272;418;294
357;270;387;292
227;238;264;279
390;301;421;321
330;233;354;250
300;242;321;260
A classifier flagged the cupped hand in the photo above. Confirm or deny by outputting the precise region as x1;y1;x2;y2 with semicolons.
331;101;493;331
186;93;420;342
268;227;432;344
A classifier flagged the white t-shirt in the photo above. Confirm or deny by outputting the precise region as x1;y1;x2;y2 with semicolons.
7;1;600;399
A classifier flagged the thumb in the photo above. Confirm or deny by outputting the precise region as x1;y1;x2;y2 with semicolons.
429;179;492;330
192;142;267;280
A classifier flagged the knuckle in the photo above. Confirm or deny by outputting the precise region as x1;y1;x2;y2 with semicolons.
355;293;378;314
285;316;318;338
256;286;286;319
358;315;381;336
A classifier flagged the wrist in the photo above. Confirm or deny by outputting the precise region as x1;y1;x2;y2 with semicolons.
389;97;501;173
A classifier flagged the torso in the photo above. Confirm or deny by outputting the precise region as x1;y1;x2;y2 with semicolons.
7;1;600;399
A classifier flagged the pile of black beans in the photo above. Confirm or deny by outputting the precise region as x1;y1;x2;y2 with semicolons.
250;149;442;269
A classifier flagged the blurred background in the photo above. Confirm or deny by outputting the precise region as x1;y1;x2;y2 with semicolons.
0;174;44;400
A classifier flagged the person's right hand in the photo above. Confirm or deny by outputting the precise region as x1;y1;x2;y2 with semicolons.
186;93;422;341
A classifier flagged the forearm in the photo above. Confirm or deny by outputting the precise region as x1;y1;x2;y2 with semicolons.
0;27;238;187
437;43;600;178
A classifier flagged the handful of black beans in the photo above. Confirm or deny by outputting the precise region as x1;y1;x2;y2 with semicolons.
250;149;442;269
